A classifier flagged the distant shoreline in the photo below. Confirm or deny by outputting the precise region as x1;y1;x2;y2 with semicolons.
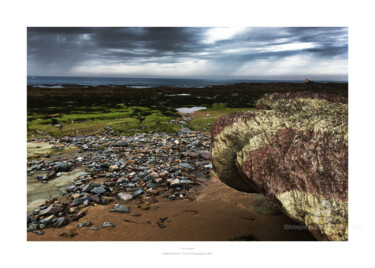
27;76;348;89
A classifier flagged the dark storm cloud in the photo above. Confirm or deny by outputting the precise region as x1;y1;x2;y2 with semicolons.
27;27;348;77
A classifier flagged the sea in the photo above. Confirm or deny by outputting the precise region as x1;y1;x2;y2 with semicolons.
27;76;345;88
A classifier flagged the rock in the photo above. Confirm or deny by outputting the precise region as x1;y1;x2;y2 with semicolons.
132;189;143;198
199;150;212;160
89;227;99;230
170;179;192;187
65;185;75;192
110;204;130;213
91;187;106;194
71;193;81;199
117;192;133;202
158;171;169;178
78;221;92;228
71;211;86;221
149;171;158;178
54;161;72;172
170;179;180;186
55;217;69;228
82;182;100;192
211;92;348;241
204;163;213;170
114;140;128;147
39;215;54;226
90;194;101;204
39;206;62;216
102;222;116;228
109;165;119;172
28;223;38;231
179;163;194;171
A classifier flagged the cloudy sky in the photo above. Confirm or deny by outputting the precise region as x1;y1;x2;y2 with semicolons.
27;27;348;80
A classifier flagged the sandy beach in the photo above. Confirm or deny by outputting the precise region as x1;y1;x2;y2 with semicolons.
28;174;315;241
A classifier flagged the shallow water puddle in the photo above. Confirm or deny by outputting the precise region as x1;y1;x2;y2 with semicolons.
176;107;206;114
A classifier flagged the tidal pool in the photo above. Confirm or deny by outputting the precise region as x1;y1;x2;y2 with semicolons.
176;107;207;114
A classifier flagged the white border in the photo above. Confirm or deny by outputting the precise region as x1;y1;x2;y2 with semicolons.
1;0;374;267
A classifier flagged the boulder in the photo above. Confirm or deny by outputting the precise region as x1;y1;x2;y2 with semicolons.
211;92;348;241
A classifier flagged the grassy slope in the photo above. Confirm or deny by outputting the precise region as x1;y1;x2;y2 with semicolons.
27;102;253;138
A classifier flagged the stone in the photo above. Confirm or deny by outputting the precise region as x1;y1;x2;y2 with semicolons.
114;140;128;147
132;189;143;198
199;150;212;160
110;204;130;213
71;193;81;199
158;171;169;178
109;165;119;172
55;217;69;228
69;207;78;213
179;163;194;171
102;222;116;228
211;92;348;241
91;187;106;194
90;194;101;204
117;192;133;202
65;185;75;192
54;161;72;172
82;182;100;193
39;206;62;216
149;171;158;178
78;221;92;228
89;227;99;230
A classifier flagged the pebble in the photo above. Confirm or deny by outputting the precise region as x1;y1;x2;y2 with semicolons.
118;192;133;202
132;189;143;198
83;182;100;193
102;222;116;228
91;187;106;194
78;221;92;228
110;204;130;213
55;217;69;228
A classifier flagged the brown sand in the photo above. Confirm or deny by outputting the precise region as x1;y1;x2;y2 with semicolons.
27;176;315;241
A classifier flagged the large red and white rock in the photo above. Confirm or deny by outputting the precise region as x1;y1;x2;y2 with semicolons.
211;92;348;241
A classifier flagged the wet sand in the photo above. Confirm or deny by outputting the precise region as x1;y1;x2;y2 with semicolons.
28;175;316;241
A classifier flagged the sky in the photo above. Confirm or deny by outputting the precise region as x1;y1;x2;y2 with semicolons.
27;27;348;81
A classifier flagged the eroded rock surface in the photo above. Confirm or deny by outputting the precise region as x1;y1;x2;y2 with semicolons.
211;92;348;241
